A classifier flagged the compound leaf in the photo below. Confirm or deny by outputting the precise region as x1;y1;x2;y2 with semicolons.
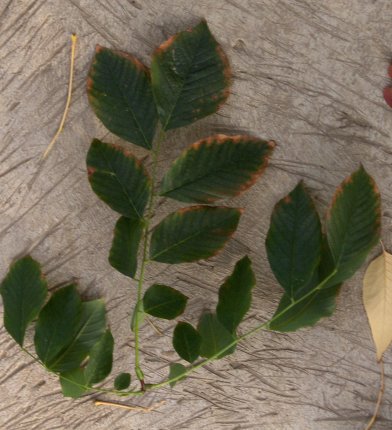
150;206;242;264
326;166;381;287
266;181;322;300
114;372;131;390
168;363;187;388
109;217;143;278
143;284;188;320
216;256;255;334
151;20;231;130
87;139;151;220
0;256;47;346
363;251;392;360
88;46;158;149
198;313;236;359
160;135;274;203
173;322;201;363
85;329;114;384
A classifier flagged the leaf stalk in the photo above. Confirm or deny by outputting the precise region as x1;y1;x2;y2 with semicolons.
148;268;338;390
133;128;166;389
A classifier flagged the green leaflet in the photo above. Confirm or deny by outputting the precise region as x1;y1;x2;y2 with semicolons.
48;300;106;373
35;286;107;373
60;330;114;398
84;330;114;385
87;46;158;149
143;284;188;320
168;363;187;388
325;166;381;287
34;285;82;367
109;217;143;278
114;372;131;390
198;313;236;359
87;139;151;220
172;322;201;363
266;182;322;300
216;256;256;334
265;184;338;332
60;368;88;398
150;206;242;264
160;135;274;203
0;256;47;346
151;20;231;130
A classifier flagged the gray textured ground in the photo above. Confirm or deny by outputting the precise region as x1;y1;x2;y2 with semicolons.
1;1;392;429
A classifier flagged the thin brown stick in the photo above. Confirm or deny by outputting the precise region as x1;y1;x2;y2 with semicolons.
365;359;385;430
42;34;77;159
94;399;165;412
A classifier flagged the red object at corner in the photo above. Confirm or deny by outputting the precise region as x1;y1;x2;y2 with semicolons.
383;87;392;108
383;62;392;108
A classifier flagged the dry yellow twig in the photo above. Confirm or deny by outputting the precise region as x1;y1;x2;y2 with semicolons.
94;399;165;412
365;359;385;430
146;316;164;335
42;33;77;160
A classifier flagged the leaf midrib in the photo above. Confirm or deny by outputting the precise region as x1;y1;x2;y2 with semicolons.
330;191;359;272
288;198;300;299
105;56;151;148
49;307;99;369
162;158;251;197
145;297;183;314
274;290;320;329
151;211;237;260
158;31;205;130
95;146;148;220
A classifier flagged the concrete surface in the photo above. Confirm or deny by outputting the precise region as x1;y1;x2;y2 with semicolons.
1;1;392;429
